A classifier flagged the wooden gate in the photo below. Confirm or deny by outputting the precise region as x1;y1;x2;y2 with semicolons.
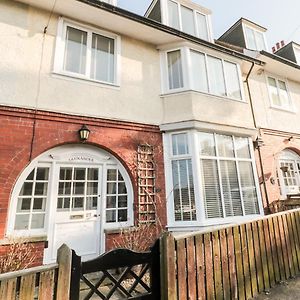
70;240;160;300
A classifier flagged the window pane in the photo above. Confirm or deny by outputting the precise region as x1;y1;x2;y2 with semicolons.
58;182;71;195
118;195;127;208
73;182;85;195
107;182;116;194
255;31;265;51
172;159;196;221
220;160;242;217
278;80;290;109
181;5;195;35
118;209;127;222
36;168;49;181
245;27;256;50
86;197;97;210
15;215;30;230
295;48;300;64
190;50;208;92
196;13;208;40
118;182;127;194
106;210;116;223
64;26;87;74
216;134;234;157
167;50;184;90
31;214;45;229
91;34;115;83
268;77;280;106
235;137;250;158
20;182;33;196
34;182;48;196
87;182;98;195
239;161;259;215
107;169;117;181
167;0;180;30
224;61;242;99
87;168;98;181
199;132;216;156
74;168;85;180
33;198;45;211
60;168;72;180
207;56;226;96
172;133;189;155
106;196;116;208
201;159;223;218
73;197;84;210
17;198;31;212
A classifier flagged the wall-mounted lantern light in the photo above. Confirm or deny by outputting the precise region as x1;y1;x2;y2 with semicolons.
253;136;264;149
78;125;90;142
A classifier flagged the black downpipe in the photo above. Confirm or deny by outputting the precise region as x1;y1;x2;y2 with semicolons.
244;63;270;211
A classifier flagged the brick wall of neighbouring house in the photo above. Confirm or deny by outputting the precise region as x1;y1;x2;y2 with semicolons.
0;105;166;265
255;129;300;211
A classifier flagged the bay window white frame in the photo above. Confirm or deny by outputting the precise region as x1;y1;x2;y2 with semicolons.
161;46;245;101
164;130;263;229
266;74;294;112
53;18;121;86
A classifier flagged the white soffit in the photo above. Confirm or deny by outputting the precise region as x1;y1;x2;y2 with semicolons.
16;0;183;45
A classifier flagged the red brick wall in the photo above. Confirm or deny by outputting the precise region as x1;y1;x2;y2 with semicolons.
0;106;166;264
256;128;300;211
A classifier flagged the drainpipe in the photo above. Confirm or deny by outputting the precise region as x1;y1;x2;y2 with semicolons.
244;62;270;212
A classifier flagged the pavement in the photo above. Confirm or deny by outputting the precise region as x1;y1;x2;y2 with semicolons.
255;276;300;299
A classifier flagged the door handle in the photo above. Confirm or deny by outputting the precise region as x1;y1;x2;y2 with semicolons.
94;214;101;217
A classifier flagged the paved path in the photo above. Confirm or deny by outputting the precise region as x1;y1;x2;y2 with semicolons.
255;275;300;299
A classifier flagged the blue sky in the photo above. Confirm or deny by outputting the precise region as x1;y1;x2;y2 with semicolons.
117;0;300;51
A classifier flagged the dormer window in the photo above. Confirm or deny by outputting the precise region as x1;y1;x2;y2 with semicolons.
244;26;266;51
166;0;210;40
294;47;300;64
145;0;211;40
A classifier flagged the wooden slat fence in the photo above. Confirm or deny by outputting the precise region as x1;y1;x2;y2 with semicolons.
160;208;300;300
0;244;72;300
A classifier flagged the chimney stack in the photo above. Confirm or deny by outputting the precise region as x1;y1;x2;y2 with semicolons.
273;40;285;52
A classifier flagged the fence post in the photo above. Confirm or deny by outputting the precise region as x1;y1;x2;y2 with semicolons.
160;232;177;300
56;244;72;300
69;250;81;300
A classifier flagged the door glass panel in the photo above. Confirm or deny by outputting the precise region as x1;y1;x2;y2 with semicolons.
57;167;99;212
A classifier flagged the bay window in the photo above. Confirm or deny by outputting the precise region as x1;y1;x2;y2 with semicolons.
165;131;262;227
163;48;243;101
54;19;120;85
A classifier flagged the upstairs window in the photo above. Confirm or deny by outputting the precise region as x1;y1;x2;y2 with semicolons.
244;26;266;51
267;76;292;110
54;19;120;86
167;0;210;40
164;48;243;100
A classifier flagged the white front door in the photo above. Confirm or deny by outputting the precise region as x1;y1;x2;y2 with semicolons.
50;165;103;261
279;159;300;196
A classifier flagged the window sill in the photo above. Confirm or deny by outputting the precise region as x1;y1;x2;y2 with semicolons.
270;105;296;114
52;71;120;90
0;235;47;245
161;89;246;104
167;214;264;230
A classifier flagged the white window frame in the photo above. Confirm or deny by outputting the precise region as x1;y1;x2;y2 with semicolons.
161;47;245;102
266;74;294;112
163;0;212;41
53;18;121;87
242;24;267;51
6;146;134;237
164;130;263;229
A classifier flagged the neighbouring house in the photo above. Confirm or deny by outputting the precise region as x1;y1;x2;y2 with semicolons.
3;0;292;267
218;17;300;213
